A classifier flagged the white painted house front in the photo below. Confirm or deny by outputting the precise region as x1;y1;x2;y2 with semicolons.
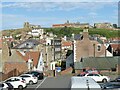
28;29;44;39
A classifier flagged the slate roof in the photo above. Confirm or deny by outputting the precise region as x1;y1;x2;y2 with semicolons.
74;57;119;70
74;34;82;40
96;38;104;44
66;53;74;68
110;40;120;44
111;44;120;50
13;39;40;49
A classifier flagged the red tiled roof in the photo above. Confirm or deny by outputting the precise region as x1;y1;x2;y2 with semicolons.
110;37;120;41
52;24;72;27
62;41;72;47
17;51;40;67
111;44;120;50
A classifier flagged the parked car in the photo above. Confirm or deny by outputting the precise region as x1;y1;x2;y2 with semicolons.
111;76;120;82
6;82;14;90
20;74;38;85
4;77;27;89
0;82;8;90
102;82;120;89
25;71;44;80
83;73;110;83
77;69;100;77
77;73;86;76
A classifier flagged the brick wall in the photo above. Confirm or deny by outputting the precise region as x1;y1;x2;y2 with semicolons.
75;31;106;62
61;67;73;75
0;69;22;81
3;62;28;74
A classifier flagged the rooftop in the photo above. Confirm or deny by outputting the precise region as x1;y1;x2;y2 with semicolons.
74;57;119;70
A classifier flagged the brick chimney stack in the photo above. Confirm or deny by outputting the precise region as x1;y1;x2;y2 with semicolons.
83;29;89;40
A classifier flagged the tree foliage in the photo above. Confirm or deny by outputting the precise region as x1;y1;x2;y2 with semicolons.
45;27;120;38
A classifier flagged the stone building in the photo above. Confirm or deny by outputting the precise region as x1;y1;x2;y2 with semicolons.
52;21;90;28
24;22;41;29
94;23;113;29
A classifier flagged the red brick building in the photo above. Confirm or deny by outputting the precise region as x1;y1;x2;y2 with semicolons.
74;29;109;62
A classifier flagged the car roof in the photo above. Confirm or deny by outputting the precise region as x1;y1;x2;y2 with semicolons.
6;76;23;80
10;76;22;78
20;74;33;76
86;73;101;75
71;77;101;89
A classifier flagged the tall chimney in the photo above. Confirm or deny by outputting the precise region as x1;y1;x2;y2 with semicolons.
83;29;89;40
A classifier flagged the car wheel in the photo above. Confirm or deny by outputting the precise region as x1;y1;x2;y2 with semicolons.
29;81;33;85
18;85;23;90
102;79;107;83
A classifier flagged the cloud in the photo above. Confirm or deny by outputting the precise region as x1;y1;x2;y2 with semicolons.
88;12;98;16
1;0;120;2
2;2;117;11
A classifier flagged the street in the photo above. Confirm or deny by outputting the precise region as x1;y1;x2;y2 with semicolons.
25;75;71;90
25;75;120;90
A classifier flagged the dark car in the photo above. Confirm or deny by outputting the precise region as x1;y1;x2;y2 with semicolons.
25;71;44;80
111;76;120;82
77;73;86;77
102;82;120;89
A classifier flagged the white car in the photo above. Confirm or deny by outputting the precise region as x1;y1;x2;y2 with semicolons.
84;73;110;83
0;82;8;90
19;74;38;85
4;77;27;89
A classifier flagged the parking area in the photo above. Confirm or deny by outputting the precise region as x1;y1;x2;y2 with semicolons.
25;76;71;90
1;71;120;90
24;75;120;90
26;76;99;89
25;79;43;89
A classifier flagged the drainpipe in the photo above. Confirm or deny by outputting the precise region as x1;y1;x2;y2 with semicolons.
93;44;95;57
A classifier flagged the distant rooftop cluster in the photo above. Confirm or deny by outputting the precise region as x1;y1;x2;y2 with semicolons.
52;20;117;30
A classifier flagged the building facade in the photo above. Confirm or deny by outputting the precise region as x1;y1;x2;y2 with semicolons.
74;29;112;62
52;21;90;28
94;23;113;29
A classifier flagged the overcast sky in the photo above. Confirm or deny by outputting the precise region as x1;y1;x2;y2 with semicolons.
1;0;119;30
